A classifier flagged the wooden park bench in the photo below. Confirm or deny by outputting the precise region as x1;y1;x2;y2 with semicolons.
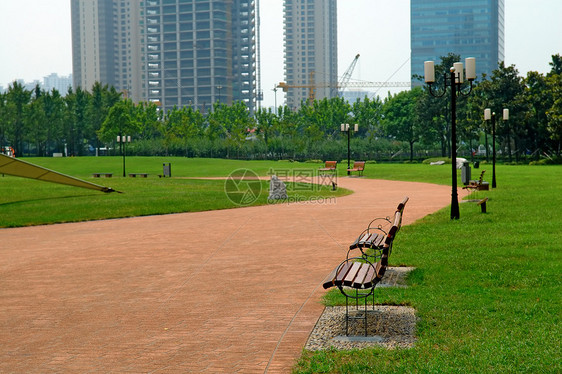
463;171;489;212
318;160;337;175
323;224;398;336
463;170;489;191
92;173;113;178
318;160;338;189
322;197;408;335
129;173;148;178
348;196;409;260
347;161;366;176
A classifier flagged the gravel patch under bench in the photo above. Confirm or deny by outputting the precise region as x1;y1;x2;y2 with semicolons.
306;267;417;351
305;305;417;351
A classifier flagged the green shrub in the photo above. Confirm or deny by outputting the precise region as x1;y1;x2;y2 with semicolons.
422;157;451;164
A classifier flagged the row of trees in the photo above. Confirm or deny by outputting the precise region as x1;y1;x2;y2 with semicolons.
1;55;561;162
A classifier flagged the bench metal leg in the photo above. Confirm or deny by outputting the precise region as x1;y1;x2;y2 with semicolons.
344;290;369;336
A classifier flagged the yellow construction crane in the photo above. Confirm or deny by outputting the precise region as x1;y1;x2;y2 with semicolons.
277;54;410;103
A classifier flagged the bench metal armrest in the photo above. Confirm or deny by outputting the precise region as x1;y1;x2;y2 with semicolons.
366;217;391;234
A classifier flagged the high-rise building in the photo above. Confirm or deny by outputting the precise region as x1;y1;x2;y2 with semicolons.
71;0;142;100
71;0;257;113
43;73;73;94
410;0;505;85
283;0;338;109
141;0;257;113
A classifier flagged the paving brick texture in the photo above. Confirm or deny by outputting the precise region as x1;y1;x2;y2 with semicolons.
0;178;452;373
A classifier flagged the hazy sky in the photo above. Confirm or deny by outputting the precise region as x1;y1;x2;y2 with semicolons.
1;0;561;108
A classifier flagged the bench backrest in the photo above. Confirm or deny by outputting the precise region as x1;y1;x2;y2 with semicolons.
396;196;409;213
353;161;366;170
324;161;337;169
477;170;485;184
378;224;399;276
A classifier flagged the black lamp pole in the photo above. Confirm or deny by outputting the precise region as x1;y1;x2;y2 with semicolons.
492;112;497;188
341;123;357;176
425;59;475;220
117;135;130;177
485;108;508;189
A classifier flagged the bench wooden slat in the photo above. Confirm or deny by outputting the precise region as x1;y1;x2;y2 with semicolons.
358;232;371;245
343;262;362;286
322;266;340;289
352;263;375;289
342;262;362;287
323;261;354;289
370;233;386;248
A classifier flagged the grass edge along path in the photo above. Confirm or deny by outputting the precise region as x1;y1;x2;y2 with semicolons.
294;165;561;373
0;157;456;228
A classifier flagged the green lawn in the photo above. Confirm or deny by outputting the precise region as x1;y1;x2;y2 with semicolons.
0;157;350;227
296;164;562;373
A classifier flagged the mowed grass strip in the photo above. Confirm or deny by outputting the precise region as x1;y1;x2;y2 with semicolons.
0;157;350;227
296;165;562;373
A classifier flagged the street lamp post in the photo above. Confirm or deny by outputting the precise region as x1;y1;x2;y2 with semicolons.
484;108;508;188
216;85;223;103
341;123;358;175
424;57;476;220
117;135;131;177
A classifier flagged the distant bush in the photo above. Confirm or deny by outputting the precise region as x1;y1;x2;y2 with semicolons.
529;157;562;165
422;157;451;165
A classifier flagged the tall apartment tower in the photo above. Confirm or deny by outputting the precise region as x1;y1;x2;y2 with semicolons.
410;0;505;86
71;0;142;101
71;0;257;113
142;0;257;113
283;0;338;109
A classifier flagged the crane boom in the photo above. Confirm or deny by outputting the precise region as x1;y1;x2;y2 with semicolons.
338;54;360;97
277;80;410;90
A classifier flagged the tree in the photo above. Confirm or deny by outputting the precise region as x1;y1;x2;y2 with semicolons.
352;96;384;141
522;71;552;159
64;86;91;156
546;54;562;155
546;72;562;155
0;92;7;147
383;87;424;161
481;62;526;161
207;102;255;158
5;81;31;155
27;84;48;156
135;101;162;140
98;100;139;155
548;53;562;76
254;107;278;146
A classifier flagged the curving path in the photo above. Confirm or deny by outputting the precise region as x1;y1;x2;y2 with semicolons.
0;178;452;373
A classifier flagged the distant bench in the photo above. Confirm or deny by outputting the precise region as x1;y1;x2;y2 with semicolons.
319;160;337;175
92;173;112;178
129;173;148;178
463;170;489;191
347;161;366;176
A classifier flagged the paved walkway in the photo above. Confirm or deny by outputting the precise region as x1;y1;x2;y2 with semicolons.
0;178;451;373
